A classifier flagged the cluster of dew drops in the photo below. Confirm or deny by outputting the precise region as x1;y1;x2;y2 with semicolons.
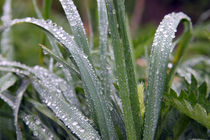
23;114;54;139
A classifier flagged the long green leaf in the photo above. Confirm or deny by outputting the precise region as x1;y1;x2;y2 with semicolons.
0;73;17;93
40;45;80;79
0;0;13;60
58;0;91;61
105;0;137;139
0;73;17;108
143;12;192;140
166;22;192;89
14;79;30;140
97;0;110;96
116;0;142;138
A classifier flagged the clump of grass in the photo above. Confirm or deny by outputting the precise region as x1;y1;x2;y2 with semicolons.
0;0;209;140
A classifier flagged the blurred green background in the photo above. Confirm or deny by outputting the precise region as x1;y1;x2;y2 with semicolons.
0;0;209;66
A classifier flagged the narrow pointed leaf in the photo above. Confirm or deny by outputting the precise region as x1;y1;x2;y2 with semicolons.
105;0;139;139
1;0;13;60
32;0;43;19
116;0;142;138
0;73;17;93
59;0;91;61
40;45;80;78
143;12;192;140
14;79;30;140
97;0;110;97
0;91;15;109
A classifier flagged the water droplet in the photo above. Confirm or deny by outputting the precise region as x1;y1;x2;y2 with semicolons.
72;121;78;126
80;129;85;133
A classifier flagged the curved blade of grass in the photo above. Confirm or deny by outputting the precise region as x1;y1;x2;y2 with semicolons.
0;59;80;107
14;79;30;140
40;44;81;79
31;66;80;107
21;112;59;140
0;73;17;108
0;72;17;93
1;0;13;60
0;66;30;75
32;0;78;98
0;74;29;140
0;91;15;108
0;59;31;75
143;12;192;140
58;0;91;61
166;22;192;89
105;0;137;139
32;78;101;140
27;98;78;139
116;0;142;138
0;57;32;70
1;18;117;140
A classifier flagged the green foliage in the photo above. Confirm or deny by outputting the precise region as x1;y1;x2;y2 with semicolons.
166;76;210;129
0;0;209;140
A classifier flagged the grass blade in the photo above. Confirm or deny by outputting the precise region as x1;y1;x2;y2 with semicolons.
2;18;117;140
27;98;77;139
105;0;137;139
59;0;91;61
97;0;110;96
14;79;30;140
0;73;17;94
31;66;80;107
32;0;43;19
42;0;52;19
1;0;13;60
116;0;142;138
40;44;80;79
32;78;101;140
166;23;192;89
143;12;192;140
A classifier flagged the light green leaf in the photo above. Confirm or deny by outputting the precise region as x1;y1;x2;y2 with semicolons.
116;0;142;138
0;73;17;93
1;0;13;60
28;98;78;139
97;0;110;97
14;79;30;140
143;12;192;140
59;0;91;61
105;0;137;139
